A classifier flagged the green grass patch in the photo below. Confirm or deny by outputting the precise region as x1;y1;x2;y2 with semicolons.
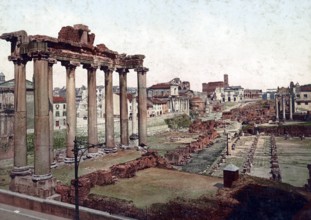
91;168;221;208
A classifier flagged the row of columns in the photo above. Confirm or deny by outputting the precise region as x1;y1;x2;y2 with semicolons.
11;53;148;183
275;94;293;121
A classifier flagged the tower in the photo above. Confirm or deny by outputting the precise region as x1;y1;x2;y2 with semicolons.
224;74;229;87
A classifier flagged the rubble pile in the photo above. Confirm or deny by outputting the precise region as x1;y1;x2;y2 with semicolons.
110;150;172;178
165;120;219;165
222;101;275;124
241;135;258;174
269;135;281;181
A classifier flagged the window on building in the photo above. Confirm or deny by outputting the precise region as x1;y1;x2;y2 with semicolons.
63;104;66;109
0;103;1;109
297;94;300;98
56;121;59;127
55;111;60;117
297;102;301;105
63;111;66;116
63;119;66;125
304;94;308;98
305;102;308;105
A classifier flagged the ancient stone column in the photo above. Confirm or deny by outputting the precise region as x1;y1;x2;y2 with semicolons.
61;61;80;163
289;94;293;120
282;95;286;120
117;68;129;146
135;67;149;146
48;59;57;167
102;66;115;148
84;64;98;155
10;57;31;177
275;96;279;121
132;93;137;135
32;53;52;181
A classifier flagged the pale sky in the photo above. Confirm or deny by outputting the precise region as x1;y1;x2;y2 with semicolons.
0;0;310;91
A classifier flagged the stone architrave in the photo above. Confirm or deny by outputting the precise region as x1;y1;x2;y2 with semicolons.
135;67;149;146
117;68;129;146
33;51;52;181
48;59;57;167
61;61;80;162
10;57;31;176
84;64;98;155
102;66;115;148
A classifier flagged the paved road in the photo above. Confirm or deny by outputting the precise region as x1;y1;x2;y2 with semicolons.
0;203;70;220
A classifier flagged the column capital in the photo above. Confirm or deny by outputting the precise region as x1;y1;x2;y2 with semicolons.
9;55;31;65
31;51;50;60
48;58;57;66
82;63;98;71
61;61;80;69
135;67;149;74
116;68;129;74
100;65;114;73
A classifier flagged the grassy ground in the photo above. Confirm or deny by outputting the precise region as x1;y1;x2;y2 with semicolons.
91;167;222;208
147;131;198;156
276;137;311;187
52;150;141;185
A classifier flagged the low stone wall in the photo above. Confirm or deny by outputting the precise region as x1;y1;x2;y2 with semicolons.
257;125;311;137
0;189;129;220
55;151;172;210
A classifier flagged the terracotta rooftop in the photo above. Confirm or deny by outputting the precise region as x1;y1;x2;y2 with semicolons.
53;96;66;103
149;83;171;89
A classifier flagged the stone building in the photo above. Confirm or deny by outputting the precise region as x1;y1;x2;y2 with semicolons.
275;87;294;121
295;84;311;112
53;96;66;129
147;78;191;114
262;89;277;100
0;72;5;83
214;85;244;103
1;24;148;198
202;74;229;99
190;96;205;115
244;89;262;100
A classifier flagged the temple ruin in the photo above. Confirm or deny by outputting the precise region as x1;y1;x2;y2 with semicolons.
0;24;148;198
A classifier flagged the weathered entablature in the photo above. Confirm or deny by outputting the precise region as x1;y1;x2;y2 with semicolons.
1;24;148;198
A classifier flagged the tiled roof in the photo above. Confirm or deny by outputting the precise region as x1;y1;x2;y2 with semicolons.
53;96;66;103
149;83;171;89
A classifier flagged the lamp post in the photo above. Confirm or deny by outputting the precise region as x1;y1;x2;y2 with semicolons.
73;137;104;220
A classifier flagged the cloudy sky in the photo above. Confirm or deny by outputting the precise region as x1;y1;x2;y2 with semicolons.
0;0;310;91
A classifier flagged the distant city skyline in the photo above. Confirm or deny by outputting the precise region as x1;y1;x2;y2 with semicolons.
0;0;310;91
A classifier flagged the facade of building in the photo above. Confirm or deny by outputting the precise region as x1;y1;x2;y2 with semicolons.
295;84;311;112
262;89;277;100
53;96;67;129
214;86;244;103
244;89;262;100
202;74;229;99
147;78;191;115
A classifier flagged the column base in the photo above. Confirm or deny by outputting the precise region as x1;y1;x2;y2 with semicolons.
10;174;56;198
64;157;75;164
10;166;32;178
50;161;58;169
86;152;99;158
104;147;118;154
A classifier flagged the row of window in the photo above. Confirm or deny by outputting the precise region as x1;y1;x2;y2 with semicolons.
296;94;308;98
55;111;66;117
297;102;309;105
